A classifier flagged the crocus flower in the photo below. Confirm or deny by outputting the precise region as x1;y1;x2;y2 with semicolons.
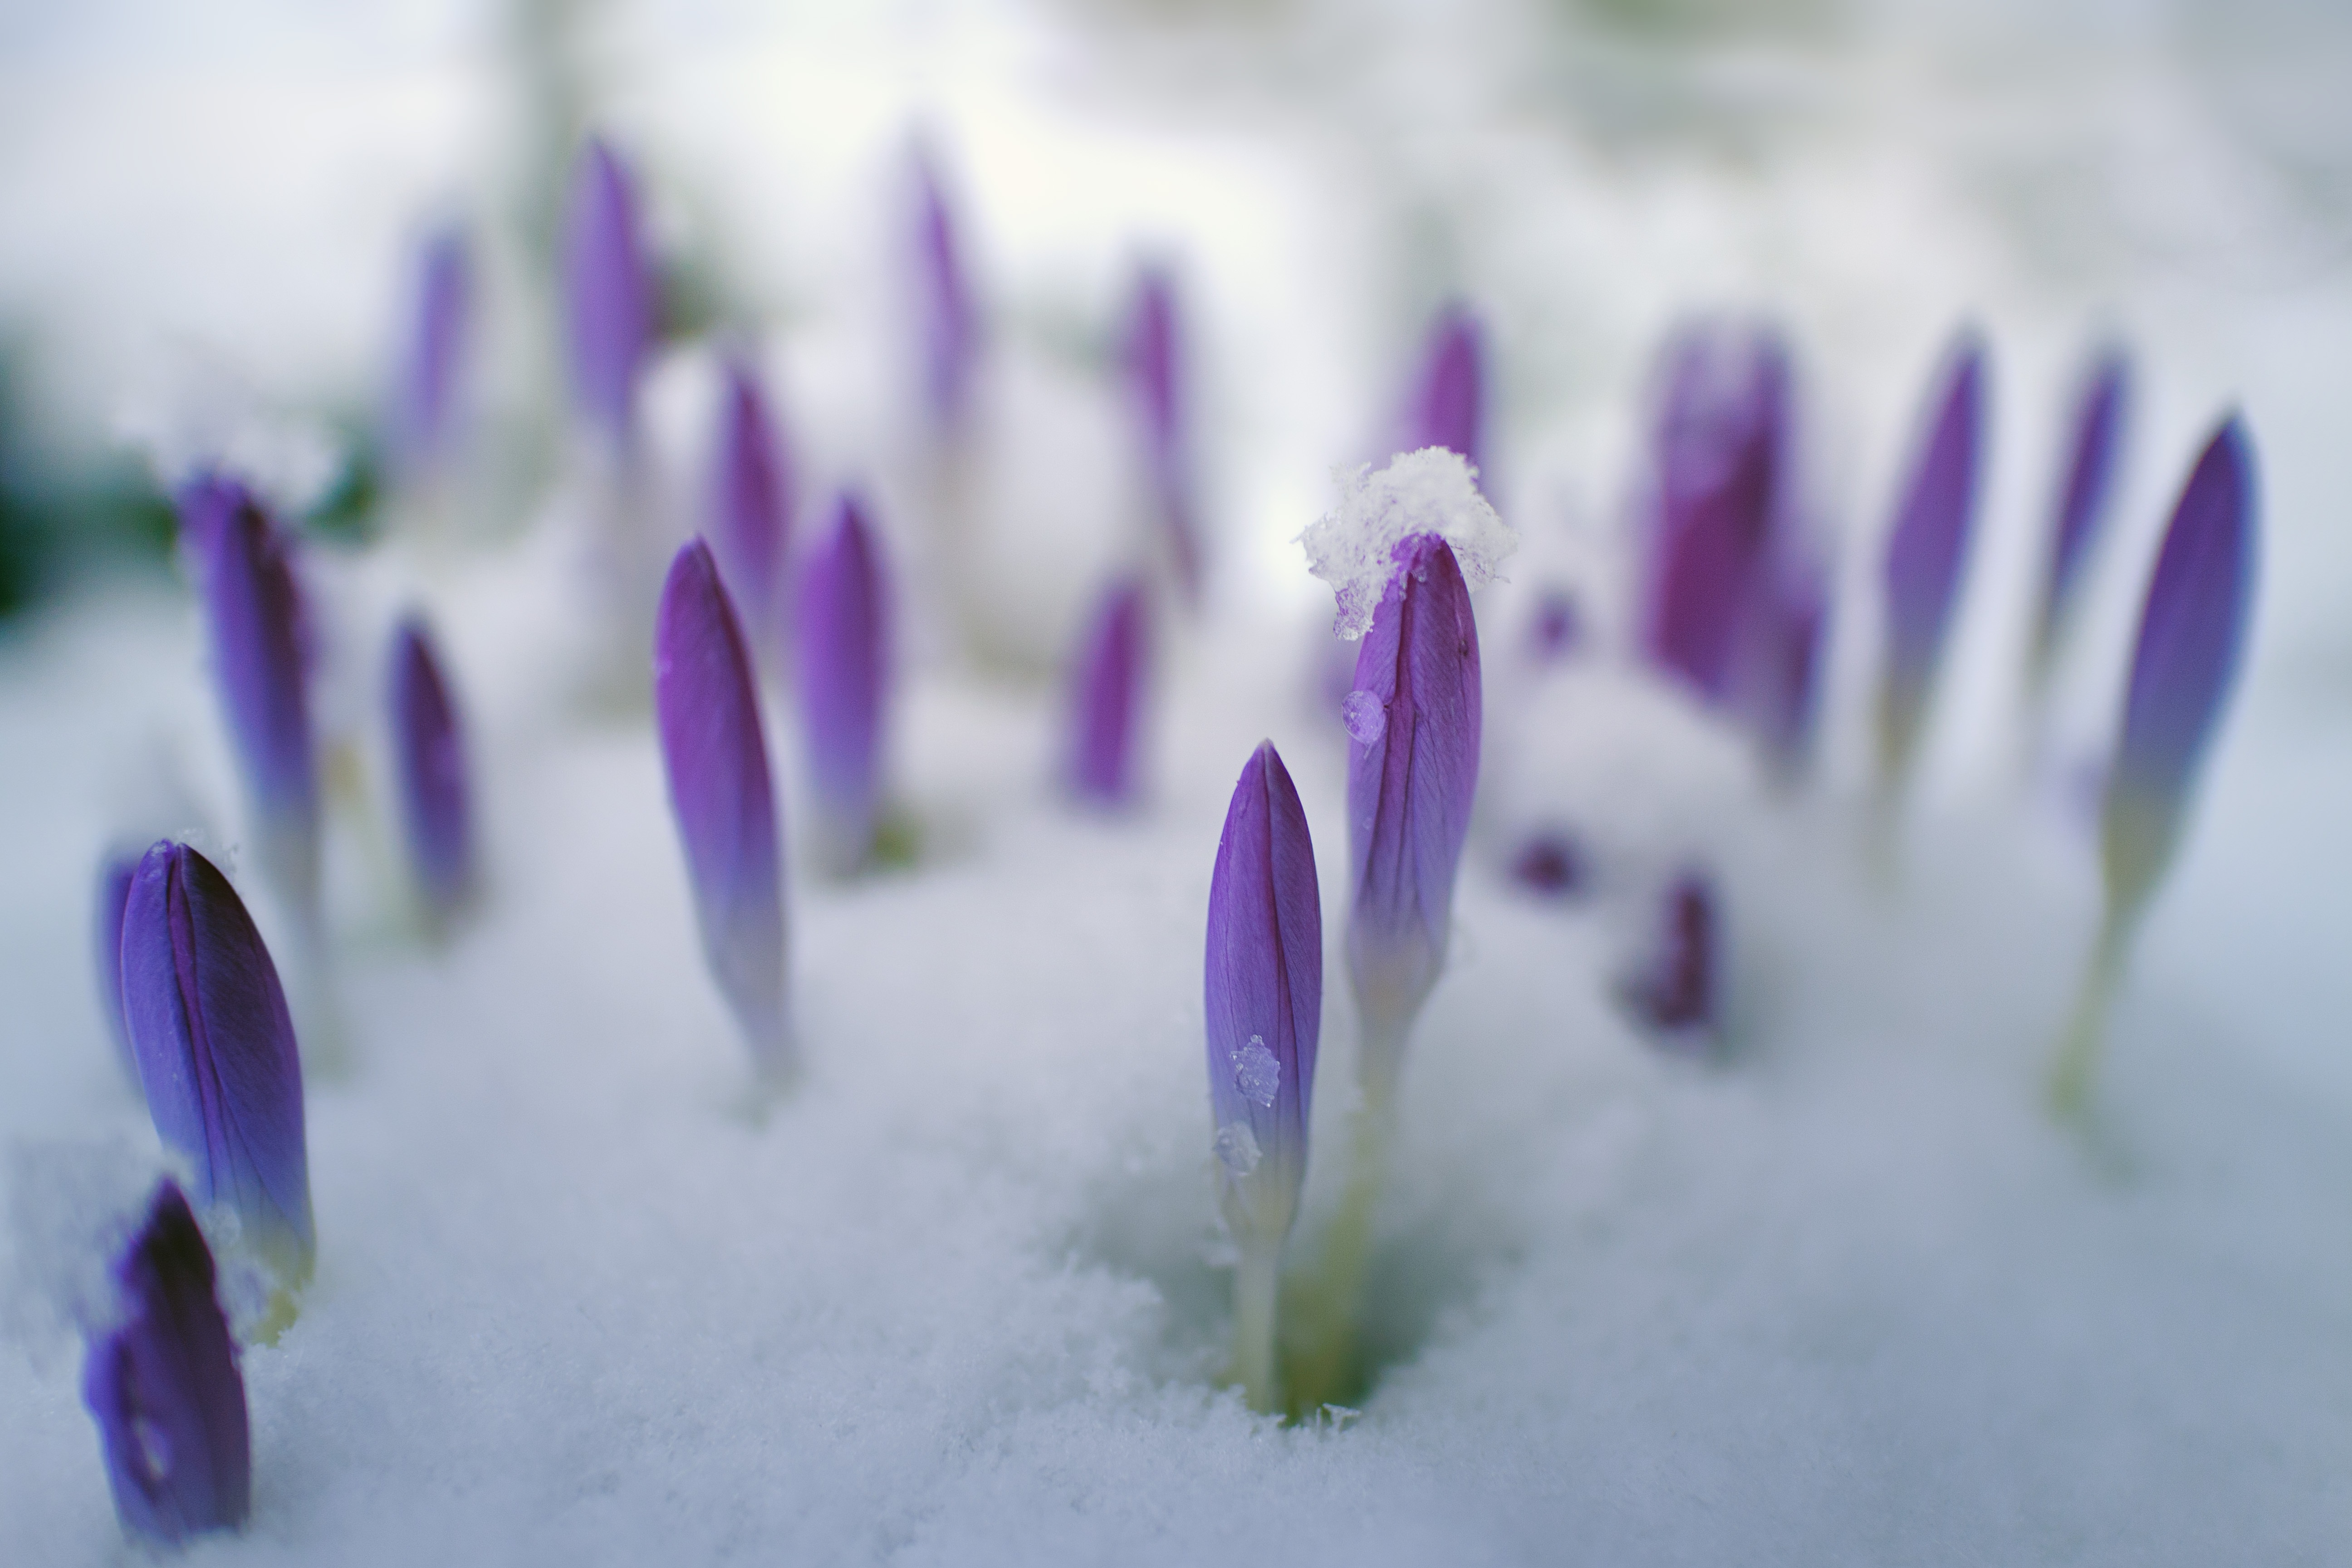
654;539;790;1074
2102;415;2258;919
796;493;891;877
1875;331;1987;791
1617;872;1719;1053
707;355;795;648
1125;265;1200;602
2050;416;2256;1115
1346;534;1483;1108
1204;740;1322;1413
1639;318;1791;706
95;851;139;1079
1066;577;1149;808
119;842;314;1294
913;147;978;441
388;613;476;929
563;137;655;451
2031;347;2130;683
1407;302;1486;480
392;224;470;479
80;1180;250;1547
186;479;318;922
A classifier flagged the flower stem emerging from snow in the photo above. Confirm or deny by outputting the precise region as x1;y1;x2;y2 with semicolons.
655;539;793;1078
119;842;315;1328
1205;742;1322;1415
2049;415;2255;1117
81;1180;250;1547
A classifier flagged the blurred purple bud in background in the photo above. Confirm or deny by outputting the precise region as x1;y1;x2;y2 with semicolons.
1741;554;1828;780
2102;415;2257;916
707;355;796;649
1125;264;1200;603
1639;318;1791;706
80;1180;250;1548
796;492;891;877
1509;831;1586;899
392;223;471;479
562;137;655;450
388;613;476;929
1346;534;1482;1105
1875;329;1986;789
914;147;979;440
1205;740;1323;1245
1617;871;1719;1052
1525;586;1583;666
2032;346;2130;682
95;851;139;1080
1407;301;1486;480
187;479;318;919
654;539;790;1073
119;843;314;1290
1066;577;1149;808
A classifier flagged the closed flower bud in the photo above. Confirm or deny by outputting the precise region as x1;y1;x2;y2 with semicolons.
388;613;477;929
795;493;892;877
1065;577;1149;808
563;137;655;451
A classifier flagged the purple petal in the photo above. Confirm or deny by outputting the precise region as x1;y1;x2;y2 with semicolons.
191;480;318;916
1407;302;1486;479
795;493;891;876
2035;347;2130;671
707;356;796;647
563;137;655;448
1205;741;1323;1242
1618;871;1719;1051
393;224;471;475
1066;577;1149;808
1346;535;1482;1097
96;852;139;1079
655;539;789;1069
80;1180;250;1546
119;843;314;1286
914;148;979;438
1125;265;1201;602
1639;318;1792;705
1877;331;1987;777
2103;415;2258;910
388;613;476;925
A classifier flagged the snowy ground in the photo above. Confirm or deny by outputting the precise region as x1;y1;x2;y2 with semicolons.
5;1;2352;1563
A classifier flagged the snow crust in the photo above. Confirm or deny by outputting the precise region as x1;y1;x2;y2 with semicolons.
1302;449;1518;639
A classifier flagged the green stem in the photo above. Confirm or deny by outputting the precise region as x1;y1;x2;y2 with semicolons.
1282;1088;1395;1417
1231;1239;1282;1416
2047;906;2132;1120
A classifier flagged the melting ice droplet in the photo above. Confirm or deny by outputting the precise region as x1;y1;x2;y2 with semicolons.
1340;689;1387;746
1300;448;1515;640
1233;1035;1281;1108
1213;1122;1263;1176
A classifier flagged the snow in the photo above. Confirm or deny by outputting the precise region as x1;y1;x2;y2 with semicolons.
3;1;2352;1565
1301;450;1519;640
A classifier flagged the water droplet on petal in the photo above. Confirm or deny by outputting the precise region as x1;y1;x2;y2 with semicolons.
1341;690;1387;745
1233;1035;1281;1107
1212;1121;1262;1175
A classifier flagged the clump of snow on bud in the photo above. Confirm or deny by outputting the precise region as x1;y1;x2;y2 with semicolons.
1340;689;1387;745
1301;447;1517;638
1232;1037;1280;1108
1211;1122;1262;1176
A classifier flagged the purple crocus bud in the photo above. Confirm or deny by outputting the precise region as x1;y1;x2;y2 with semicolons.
80;1180;250;1547
1875;331;1987;789
1509;832;1585;898
190;480;318;920
1346;534;1482;1107
1205;740;1321;1414
1617;871;1719;1053
563;137;655;450
96;851;139;1078
1639;318;1791;705
1407;302;1486;479
393;224;471;477
1066;577;1150;808
796;493;891;877
2032;347;2130;681
1526;586;1583;666
2102;415;2257;917
119;843;314;1292
388;613;476;929
707;355;796;647
1743;555;1828;779
914;148;979;440
1126;265;1201;602
654;539;790;1073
